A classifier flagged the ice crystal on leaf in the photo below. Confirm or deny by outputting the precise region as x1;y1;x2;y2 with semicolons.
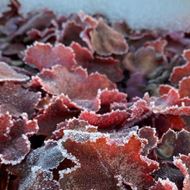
24;42;77;70
59;131;158;190
2;2;190;189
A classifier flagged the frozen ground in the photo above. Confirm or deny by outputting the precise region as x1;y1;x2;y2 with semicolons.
1;0;190;31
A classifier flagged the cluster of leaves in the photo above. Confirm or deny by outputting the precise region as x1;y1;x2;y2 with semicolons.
2;0;190;189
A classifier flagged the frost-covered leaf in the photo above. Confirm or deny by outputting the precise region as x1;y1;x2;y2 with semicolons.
174;154;190;190
145;89;190;116
80;110;129;129
0;134;30;165
0;115;38;165
31;65;115;111
21;168;60;190
59;131;158;189
8;140;74;190
24;42;77;70
170;63;190;84
123;47;160;75
150;178;178;190
36;94;79;136
0;82;41;118
52;118;97;140
153;163;184;189
99;89;127;108
138;126;158;155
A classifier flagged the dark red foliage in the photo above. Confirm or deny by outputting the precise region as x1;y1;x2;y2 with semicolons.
1;2;190;189
0;165;9;190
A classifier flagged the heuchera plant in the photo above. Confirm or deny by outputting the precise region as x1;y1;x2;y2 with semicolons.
2;0;190;189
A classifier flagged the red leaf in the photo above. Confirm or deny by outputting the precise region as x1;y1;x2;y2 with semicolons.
0;113;13;142
27;27;56;43
62;21;84;45
31;65;115;111
0;82;41;118
85;19;128;56
145;38;167;55
24;42;77;70
154;115;185;136
36;94;79;136
0;115;38;165
52;118;97;140
170;63;190;84
174;154;190;190
126;98;151;126
60;131;159;189
79;110;129;129
179;76;190;98
98;89;127;108
0;134;30;165
146;90;190;116
183;49;190;61
138;126;158;155
70;42;93;66
8;140;73;190
159;85;176;96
